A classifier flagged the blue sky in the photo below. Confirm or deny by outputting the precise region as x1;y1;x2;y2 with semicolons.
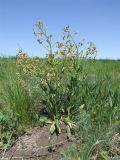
0;0;120;59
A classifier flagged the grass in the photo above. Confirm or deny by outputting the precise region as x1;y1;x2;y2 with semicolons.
0;57;120;159
59;60;120;160
0;22;120;159
0;23;120;159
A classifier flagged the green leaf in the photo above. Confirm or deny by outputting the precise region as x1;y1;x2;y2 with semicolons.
55;119;61;134
63;117;74;128
66;125;71;139
39;116;49;124
100;149;111;160
79;104;84;110
50;123;55;134
0;141;3;148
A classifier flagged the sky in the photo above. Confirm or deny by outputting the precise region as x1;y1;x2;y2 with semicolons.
0;0;120;59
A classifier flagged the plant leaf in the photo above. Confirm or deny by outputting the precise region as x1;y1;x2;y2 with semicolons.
50;123;55;134
63;117;74;128
100;149;111;160
55;119;61;134
66;125;71;139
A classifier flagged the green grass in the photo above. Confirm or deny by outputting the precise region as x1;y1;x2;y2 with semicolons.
0;58;35;150
59;60;120;160
0;57;120;159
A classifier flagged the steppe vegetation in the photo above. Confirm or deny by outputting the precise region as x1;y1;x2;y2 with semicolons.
0;22;120;159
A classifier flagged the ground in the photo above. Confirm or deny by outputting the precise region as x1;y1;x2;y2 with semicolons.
3;123;76;160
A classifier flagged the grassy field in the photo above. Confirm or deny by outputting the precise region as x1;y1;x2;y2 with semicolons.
0;57;120;160
0;22;120;160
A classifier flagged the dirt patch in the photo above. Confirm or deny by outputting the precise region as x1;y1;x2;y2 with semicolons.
3;123;76;160
109;133;120;157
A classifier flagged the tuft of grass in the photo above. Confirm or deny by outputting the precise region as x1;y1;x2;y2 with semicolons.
0;59;34;150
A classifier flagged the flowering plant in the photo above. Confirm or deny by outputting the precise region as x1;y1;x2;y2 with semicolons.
17;21;97;138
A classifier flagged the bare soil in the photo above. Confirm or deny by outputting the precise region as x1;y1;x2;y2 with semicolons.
4;123;76;160
2;125;119;160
